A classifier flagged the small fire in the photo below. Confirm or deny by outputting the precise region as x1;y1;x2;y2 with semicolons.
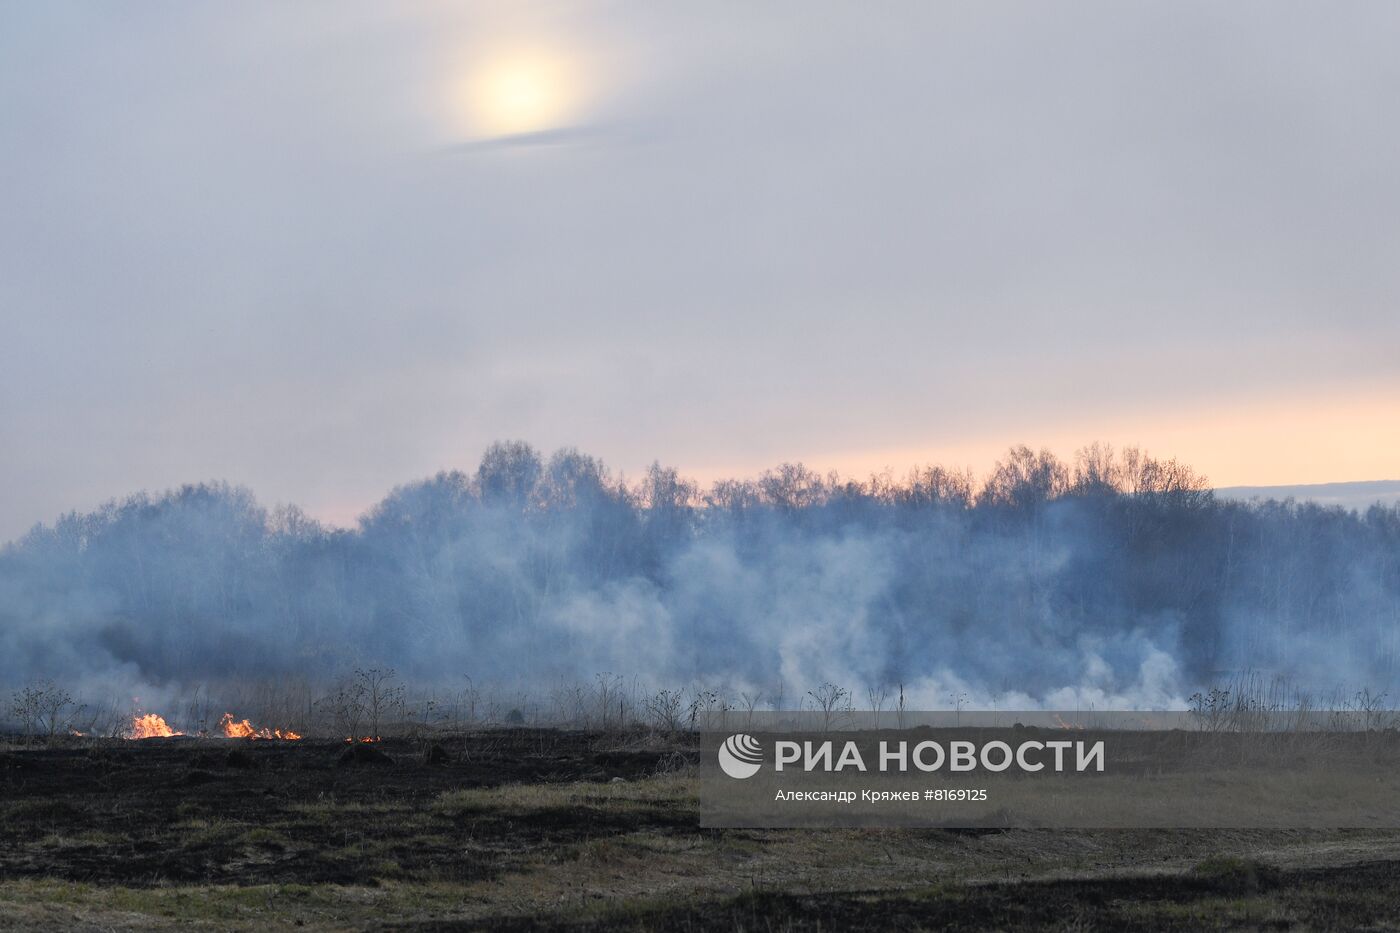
127;713;182;739
1053;714;1085;730
219;713;301;741
345;736;379;743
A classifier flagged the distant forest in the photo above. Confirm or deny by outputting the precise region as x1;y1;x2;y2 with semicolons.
3;442;1398;703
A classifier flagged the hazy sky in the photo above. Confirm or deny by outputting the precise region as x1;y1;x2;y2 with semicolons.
3;1;1398;542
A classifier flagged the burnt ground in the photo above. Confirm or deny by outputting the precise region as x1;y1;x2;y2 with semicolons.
3;732;1400;930
0;731;692;887
461;859;1400;932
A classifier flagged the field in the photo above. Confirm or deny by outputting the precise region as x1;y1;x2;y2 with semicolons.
4;731;1400;930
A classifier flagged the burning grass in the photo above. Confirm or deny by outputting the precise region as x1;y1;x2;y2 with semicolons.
218;714;301;741
126;713;181;739
117;712;302;742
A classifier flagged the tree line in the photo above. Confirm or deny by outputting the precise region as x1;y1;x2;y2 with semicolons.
2;442;1397;700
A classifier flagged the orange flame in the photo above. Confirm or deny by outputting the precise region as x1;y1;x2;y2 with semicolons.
345;736;379;743
221;714;258;738
219;713;301;740
127;713;181;739
1053;714;1085;730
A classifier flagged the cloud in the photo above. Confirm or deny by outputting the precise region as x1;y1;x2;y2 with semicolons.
443;119;666;153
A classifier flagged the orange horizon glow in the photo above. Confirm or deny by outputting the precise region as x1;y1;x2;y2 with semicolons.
300;382;1398;529
682;382;1400;492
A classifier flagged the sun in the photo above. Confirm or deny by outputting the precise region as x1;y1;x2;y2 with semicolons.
461;49;579;138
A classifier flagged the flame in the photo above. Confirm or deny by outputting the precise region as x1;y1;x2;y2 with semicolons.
345;736;379;743
1053;714;1085;730
127;713;181;739
219;713;301;740
221;714;258;738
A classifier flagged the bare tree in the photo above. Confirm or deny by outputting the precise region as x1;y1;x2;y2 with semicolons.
355;668;405;738
317;678;366;738
687;687;721;730
807;683;850;732
11;681;80;738
645;688;684;733
317;668;405;739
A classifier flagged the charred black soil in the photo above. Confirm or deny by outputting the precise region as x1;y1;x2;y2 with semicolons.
0;731;695;887
3;732;1400;931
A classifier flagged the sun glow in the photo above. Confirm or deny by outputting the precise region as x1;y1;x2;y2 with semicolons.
460;48;582;138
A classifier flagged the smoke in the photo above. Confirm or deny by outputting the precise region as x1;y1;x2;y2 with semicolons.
2;442;1398;711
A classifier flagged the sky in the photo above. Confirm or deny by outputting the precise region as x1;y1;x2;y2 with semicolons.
2;1;1398;542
